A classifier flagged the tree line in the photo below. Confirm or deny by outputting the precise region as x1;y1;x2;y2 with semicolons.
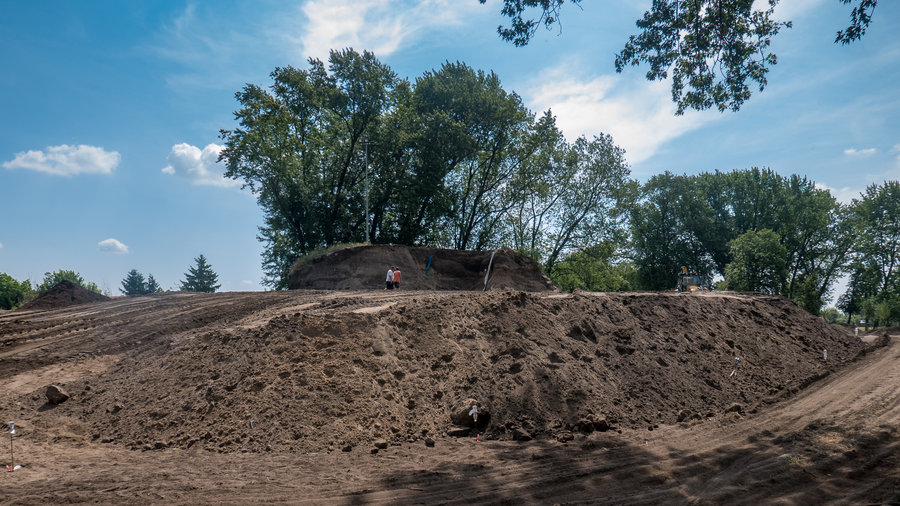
220;49;899;326
0;255;221;309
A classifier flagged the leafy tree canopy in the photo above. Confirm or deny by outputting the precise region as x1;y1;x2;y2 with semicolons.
481;0;878;113
0;273;33;310
221;50;634;288
724;229;787;294
550;242;635;292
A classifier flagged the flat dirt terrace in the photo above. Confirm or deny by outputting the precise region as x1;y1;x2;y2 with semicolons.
0;290;896;504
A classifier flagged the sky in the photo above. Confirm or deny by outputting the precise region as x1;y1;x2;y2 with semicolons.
1;0;898;295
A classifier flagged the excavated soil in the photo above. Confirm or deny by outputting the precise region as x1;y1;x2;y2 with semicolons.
289;245;555;291
0;290;896;504
16;280;110;311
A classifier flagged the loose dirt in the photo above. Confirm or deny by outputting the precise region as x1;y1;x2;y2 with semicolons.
16;280;110;312
0;290;895;504
289;245;555;291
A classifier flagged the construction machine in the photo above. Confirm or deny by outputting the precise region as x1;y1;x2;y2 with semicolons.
676;267;703;292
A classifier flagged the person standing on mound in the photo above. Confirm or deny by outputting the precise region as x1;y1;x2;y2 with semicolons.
385;267;394;290
393;266;401;290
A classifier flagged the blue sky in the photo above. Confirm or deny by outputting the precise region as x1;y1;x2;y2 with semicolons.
1;1;898;294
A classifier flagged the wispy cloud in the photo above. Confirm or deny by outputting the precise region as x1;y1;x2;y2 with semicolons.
0;242;4;249
162;143;239;188
98;238;129;254
3;144;120;176
844;147;877;156
297;0;483;60
524;64;719;166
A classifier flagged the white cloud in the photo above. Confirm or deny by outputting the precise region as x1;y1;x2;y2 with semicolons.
98;238;129;254
297;0;483;60
241;280;254;285
162;143;239;188
0;242;3;249
524;65;719;165
843;147;877;157
814;182;861;204
760;0;827;21
3;144;120;176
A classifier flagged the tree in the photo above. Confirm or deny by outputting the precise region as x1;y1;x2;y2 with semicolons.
630;172;717;290
550;242;635;292
821;306;846;324
724;229;787;294
180;255;221;293
850;181;900;295
221;49;403;287
146;274;162;294
630;168;848;302
223;51;638;289
0;273;32;310
36;270;101;294
418;62;534;251
120;269;147;296
539;134;634;272
481;0;878;113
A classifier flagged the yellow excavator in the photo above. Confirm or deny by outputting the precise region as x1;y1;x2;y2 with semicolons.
676;267;703;292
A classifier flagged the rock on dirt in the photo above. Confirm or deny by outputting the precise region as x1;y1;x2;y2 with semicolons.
45;385;70;404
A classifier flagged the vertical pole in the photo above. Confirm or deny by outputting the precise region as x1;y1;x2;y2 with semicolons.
364;140;370;244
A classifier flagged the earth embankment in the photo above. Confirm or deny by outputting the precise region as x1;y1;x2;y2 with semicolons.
0;290;865;455
288;245;555;291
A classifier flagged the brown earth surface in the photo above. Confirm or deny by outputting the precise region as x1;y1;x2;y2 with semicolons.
0;289;896;504
16;280;110;312
289;245;556;291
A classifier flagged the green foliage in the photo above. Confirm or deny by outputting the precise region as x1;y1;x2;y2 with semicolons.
873;295;900;327
616;0;788;114
478;0;578;47
180;255;221;293
549;243;635;292
821;306;845;324
0;273;33;310
850;181;900;295
146;274;162;294
222;51;635;288
631;168;850;303
120;269;147;296
221;49;401;287
792;275;824;316
483;0;877;113
36;270;101;295
630;172;717;290
724;229;787;294
120;270;162;296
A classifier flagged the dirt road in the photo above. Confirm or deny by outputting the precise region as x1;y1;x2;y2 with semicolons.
0;291;895;504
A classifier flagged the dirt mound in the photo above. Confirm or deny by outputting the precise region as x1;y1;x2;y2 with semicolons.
17;280;110;311
9;290;864;455
289;245;555;291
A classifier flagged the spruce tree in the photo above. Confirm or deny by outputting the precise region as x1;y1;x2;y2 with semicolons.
146;274;162;293
180;254;221;293
120;269;147;296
